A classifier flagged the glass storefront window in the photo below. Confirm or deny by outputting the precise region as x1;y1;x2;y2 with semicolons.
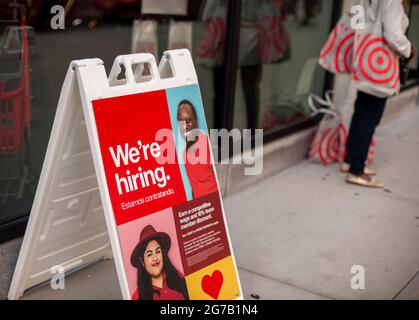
233;0;334;132
0;0;227;240
0;1;377;241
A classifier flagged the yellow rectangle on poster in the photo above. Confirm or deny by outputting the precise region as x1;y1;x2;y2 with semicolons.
185;256;241;300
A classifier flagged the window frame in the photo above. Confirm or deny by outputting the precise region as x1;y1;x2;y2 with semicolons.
222;0;343;149
0;0;358;244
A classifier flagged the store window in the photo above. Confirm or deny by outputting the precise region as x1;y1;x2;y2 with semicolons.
0;0;226;242
0;0;343;242
233;0;335;133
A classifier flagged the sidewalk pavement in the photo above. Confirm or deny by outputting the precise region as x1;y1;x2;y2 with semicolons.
21;107;419;300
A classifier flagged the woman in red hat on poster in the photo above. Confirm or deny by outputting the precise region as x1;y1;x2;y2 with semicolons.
130;225;189;300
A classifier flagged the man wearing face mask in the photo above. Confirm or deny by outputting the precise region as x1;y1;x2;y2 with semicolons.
177;100;218;199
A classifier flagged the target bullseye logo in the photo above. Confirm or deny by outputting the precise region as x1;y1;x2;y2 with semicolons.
257;17;271;63
271;15;289;56
309;118;376;165
334;31;355;73
354;35;399;89
309;117;348;165
369;47;392;75
320;22;354;74
325;124;347;163
257;14;289;63
197;17;226;59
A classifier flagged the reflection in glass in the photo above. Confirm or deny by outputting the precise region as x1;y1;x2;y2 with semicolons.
0;0;214;229
0;11;36;210
233;0;333;132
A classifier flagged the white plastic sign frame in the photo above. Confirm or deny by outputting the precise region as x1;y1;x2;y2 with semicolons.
8;50;243;300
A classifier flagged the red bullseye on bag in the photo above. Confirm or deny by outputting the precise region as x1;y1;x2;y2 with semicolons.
308;94;377;166
308;115;377;166
352;35;400;96
319;14;355;75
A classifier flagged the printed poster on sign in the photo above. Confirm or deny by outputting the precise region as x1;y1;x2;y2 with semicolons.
92;84;240;300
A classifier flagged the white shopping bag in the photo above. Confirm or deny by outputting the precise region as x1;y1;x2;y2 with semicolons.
351;0;401;97
318;13;355;75
308;92;376;165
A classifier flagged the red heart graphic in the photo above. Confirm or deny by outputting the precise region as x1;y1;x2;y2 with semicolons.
201;270;223;300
